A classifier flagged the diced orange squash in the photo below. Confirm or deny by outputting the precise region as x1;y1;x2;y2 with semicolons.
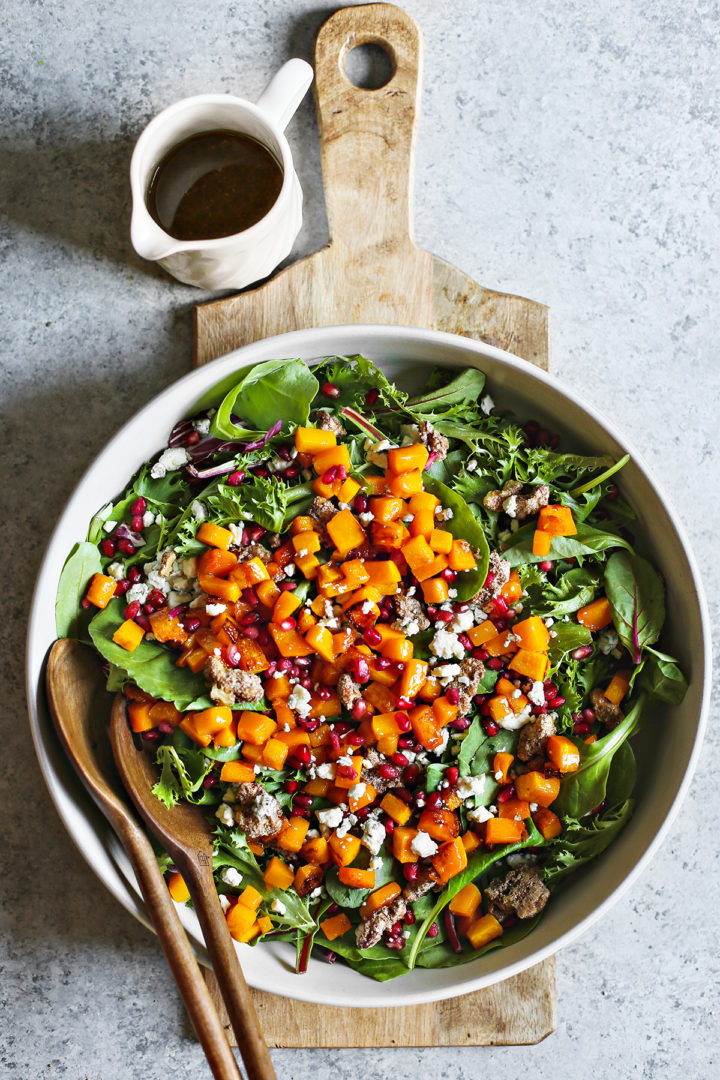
449;882;482;919
488;696;512;722
291;515;317;535
272;541;295;567
431;835;468;882
296;608;317;633
371;521;410;550
292;530;321;555
380;792;412;825
533;807;563;841
547;735;581;773
212;720;238;748
256;915;273;936
338;867;376;890
301;835;331;866
515;771;561;808
387;443;429;473
199;548;239;579
409;508;435;539
408;491;440;513
276;817;310;854
349;781;377;813
192;706;233;738
461;829;483;854
466;913;503;950
262;737;289;771
369;496;405;523
294;426;336;454
418;807;460;842
240;741;264;764
235;711;277;745
493;752;514;784
148;608;189;646
237;885;263;910
401;534;435;574
392;826;419;863
167;871;190;903
421;576;449;604
227;907;260;943
498;799;531;823
328;831;362;867
312;475;342;499
86;573;117;609
127;701;154;733
387;469;424;499
363;682;398;714
196;522;235;550
448;539;476;571
500;571;523;603
432;696;458;727
484;817;524;846
199;576;240;603
363;474;389;495
327;509;366;555
341;559;371;589
341;584;380;612
294;863;323;897
359;882;401;920
429;528;453;555
532;529;552;557
263;856;295;891
508;649;549;681
409;704;443;750
265;673;291;702
467;620;498;647
577;596;613;631
269;624;315;657
273;702;296;730
418;676;442;702
332;756;363;790
320;912;352;941
255;579;281;607
294;552;320;579
313;444;352;475
538;504;577;536
483;631;519;658
304;624;335;663
363;560;402;594
219;760;256;784
178;714;212;747
112;619;145;652
512;616;550;653
605;671;631;705
379;636;414;663
398;659;429;700
338;475;361;503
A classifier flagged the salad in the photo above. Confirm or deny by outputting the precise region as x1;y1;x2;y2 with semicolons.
56;355;688;981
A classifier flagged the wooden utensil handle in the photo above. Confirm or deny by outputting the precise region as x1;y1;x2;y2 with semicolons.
180;859;277;1080
116;819;242;1080
314;2;423;252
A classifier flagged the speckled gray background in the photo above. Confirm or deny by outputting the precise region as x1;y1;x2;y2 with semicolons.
2;0;719;1076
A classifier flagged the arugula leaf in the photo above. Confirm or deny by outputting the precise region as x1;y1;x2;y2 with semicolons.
543;799;634;887
422;475;489;600
152;744;214;809
552;696;645;819
503;521;633;567
88;601;212;710
604;551;665;663
55;542;103;639
405;368;486;420
640;647;688;704
212;358;319;439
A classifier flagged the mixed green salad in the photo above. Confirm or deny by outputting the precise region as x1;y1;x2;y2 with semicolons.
57;355;687;981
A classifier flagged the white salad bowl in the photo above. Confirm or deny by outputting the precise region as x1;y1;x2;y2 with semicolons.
27;325;710;1007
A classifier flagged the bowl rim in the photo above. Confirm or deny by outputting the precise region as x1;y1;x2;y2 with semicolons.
26;323;712;1007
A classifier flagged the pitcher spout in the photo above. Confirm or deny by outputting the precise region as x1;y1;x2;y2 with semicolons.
130;210;180;262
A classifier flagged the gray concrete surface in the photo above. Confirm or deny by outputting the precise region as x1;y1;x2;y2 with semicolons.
2;1;719;1076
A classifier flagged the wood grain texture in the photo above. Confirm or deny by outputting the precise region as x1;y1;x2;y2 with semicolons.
192;2;553;1047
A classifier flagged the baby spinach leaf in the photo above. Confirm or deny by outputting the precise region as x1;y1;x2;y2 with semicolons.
457;717;485;777
212;358;319;439
324;852;395;910
552;696;645;819
603;740;637;810
416;913;542;970
422;475;489;600
467;729;516;779
604;551;665;663
503;521;633;568
88;601;212;710
406;367;486;418
640;647;688;704
55;542;103;640
425;762;450;792
543;798;634;887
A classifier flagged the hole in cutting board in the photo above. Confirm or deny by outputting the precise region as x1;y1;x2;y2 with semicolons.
344;42;393;89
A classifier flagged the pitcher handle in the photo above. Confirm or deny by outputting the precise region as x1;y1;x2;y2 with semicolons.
256;58;313;131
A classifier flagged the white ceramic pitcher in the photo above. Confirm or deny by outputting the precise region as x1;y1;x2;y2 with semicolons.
130;59;313;290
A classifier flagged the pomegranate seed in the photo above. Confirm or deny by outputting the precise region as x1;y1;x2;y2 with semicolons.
573;720;591;734
394;711;411;732
395;697;414;710
278;579;297;591
130;497;147;516
544;681;557;696
457;633;472;650
322;466;339;484
142;729;163;742
256;627;271;647
284;780;298;793
404;763;420;785
440;567;457;583
291;745;311;767
124;600;141;620
446;765;459;785
224;468;245;487
364;626;382;647
117;539;135;555
313;686;330;701
157;721;175;735
531;705;546;715
365;388;379;407
473;647;489;661
346;732;365;746
378;763;399;781
486;657;503;671
482;718;500;736
393;786;413;804
483;570;496;588
284;464;301;479
427;922;439;939
279;617;296;632
449;717;471;732
492;595;509;617
299;675;312;689
403;863;419;882
142;603;154;615
183;615;201;633
81;597;92;610
583;707;596;722
223;644;241;667
351;699;368;721
427;791;442;810
497;783;516;803
426;605;438;620
354;806;372;823
374;656;392;670
321;381;340;398
293;793;313;809
185;430;200;446
434;609;454;624
383;817;395;834
277;444;292;462
354;657;370;683
114;579;131;595
242;587;259;608
100;538;115;558
353;493;368;513
253;465;269;479
404;907;416;925
445;687;460;706
571;645;594;661
548;695;565;708
329;732;341;753
391;920;404;935
392;752;408;767
385;936;405;951
414;791;427;808
397;735;417;749
148;588;166;609
135;614;151;631
202;775;218;789
326;902;339;917
540;560;553;572
128;565;141;584
246;524;267;542
130;514;144;532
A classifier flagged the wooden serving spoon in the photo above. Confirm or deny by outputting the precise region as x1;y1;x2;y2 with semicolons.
45;639;242;1080
109;693;276;1080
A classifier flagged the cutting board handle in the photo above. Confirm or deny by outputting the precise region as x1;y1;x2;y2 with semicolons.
313;3;423;255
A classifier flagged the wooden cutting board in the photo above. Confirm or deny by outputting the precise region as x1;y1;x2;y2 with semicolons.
192;2;554;1047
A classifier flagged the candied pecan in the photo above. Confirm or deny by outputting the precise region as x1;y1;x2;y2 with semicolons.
485;866;549;921
356;897;407;950
516;714;556;762
204;656;264;706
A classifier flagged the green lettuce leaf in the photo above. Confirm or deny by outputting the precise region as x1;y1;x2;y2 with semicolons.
55;542;103;640
211;358;319;439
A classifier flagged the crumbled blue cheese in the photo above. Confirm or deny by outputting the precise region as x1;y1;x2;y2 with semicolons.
190;500;206;522
317;807;344;834
335;818;353;839
271;898;286;916
150;447;190;479
480;393;495;415
193;417;211;435
434;663;462;684
503;495;518;518
215;803;234;827
221;867;243;887
107;561;124;580
598;628;619;655
466;459;478;472
103;519;117;533
468;804;495;825
361;818;386;855
218;895;231;913
430;628;465;660
456;774;486;800
411;831;438;858
364;437;396;469
316;762;335;780
349;781;367;800
287;683;312;718
205;602;227;616
181;557;198;579
142;510;155;529
449;608;474;633
528;680;545;707
126;583;150;605
498;706;533;731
